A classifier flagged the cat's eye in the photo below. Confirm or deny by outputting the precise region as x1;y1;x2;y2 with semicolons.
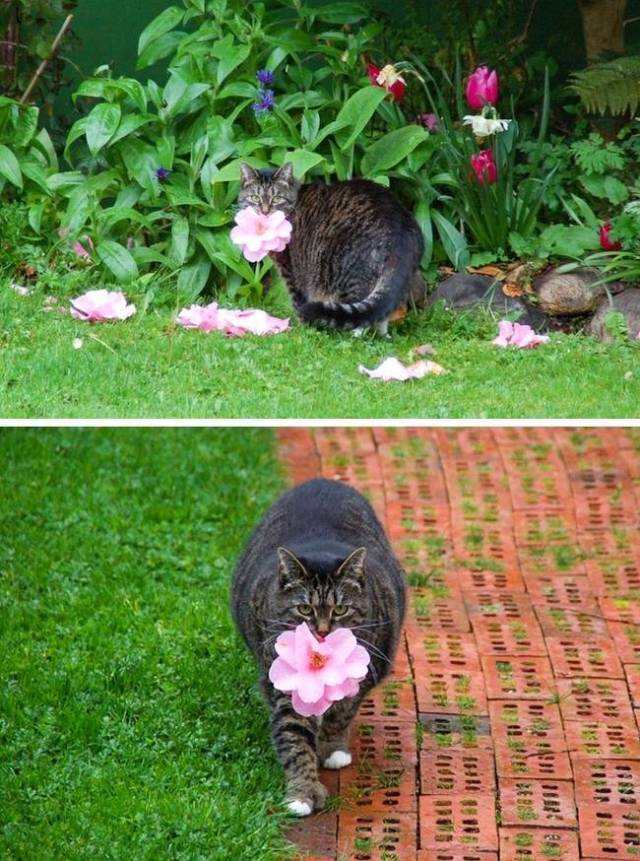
297;603;313;616
333;604;349;617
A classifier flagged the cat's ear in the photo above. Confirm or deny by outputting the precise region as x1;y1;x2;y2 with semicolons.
240;162;258;185
273;162;294;183
277;546;307;589
336;547;367;586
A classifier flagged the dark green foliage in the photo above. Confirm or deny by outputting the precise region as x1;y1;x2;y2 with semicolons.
569;56;640;116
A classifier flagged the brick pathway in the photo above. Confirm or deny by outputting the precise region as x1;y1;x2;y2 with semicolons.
277;428;640;861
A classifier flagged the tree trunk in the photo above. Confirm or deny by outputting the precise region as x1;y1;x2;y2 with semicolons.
0;1;19;93
577;0;627;62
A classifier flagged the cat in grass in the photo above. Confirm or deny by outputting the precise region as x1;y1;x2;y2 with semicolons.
231;478;406;816
238;163;426;335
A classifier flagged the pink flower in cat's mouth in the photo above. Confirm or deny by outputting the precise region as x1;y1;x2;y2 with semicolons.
230;206;292;262
269;622;370;717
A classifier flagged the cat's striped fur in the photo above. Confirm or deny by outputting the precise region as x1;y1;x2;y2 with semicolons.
231;478;406;815
238;163;426;332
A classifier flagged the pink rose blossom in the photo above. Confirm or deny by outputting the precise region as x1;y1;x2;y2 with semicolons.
359;356;446;382
230;207;292;263
466;66;499;109
70;290;136;323
493;320;549;349
175;302;289;336
269;622;370;717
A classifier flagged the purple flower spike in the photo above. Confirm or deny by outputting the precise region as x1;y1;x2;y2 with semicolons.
252;89;275;113
256;69;274;86
155;167;171;181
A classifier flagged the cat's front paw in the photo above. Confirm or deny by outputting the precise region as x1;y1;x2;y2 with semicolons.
323;750;352;769
285;780;328;817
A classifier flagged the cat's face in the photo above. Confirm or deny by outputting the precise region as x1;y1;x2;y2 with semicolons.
274;546;368;638
238;162;299;216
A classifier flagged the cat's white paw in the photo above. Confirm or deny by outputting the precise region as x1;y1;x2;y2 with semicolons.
351;326;366;338
323;750;352;769
286;799;313;817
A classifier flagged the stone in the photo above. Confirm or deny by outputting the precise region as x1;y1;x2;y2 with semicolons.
586;288;640;342
428;273;547;329
533;267;622;316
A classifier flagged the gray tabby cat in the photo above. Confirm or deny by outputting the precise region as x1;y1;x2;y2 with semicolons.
231;478;406;816
238;163;426;334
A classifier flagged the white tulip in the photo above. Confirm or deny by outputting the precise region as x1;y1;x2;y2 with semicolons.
463;115;511;136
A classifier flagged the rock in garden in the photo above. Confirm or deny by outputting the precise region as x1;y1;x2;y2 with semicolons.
586;289;640;342
533;267;622;316
429;273;547;329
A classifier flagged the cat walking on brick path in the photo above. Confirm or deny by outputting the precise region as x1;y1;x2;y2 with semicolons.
238;163;426;335
231;478;406;816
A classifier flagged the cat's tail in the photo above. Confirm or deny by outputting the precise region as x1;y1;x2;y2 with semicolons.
297;254;414;330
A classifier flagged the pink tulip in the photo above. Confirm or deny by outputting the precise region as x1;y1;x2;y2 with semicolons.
466;66;499;109
70;290;136;323
230;207;292;263
269;622;370;717
599;222;623;252
176;302;289;336
493;320;549;349
470;149;498;184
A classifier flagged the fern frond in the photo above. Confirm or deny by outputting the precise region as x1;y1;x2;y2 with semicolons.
568;56;640;116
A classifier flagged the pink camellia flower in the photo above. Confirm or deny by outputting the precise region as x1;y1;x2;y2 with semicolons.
493;320;549;349
599;222;623;252
176;301;289;336
70;290;136;323
466;65;499;109
470;149;498;184
269;622;370;717
367;63;406;102
359;356;445;382
230;207;292;263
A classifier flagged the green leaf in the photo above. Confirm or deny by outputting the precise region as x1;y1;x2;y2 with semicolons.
14;105;39;147
177;256;211;302
336;86;387;152
137;31;184;70
211;35;251;86
109;113;155;147
28;201;45;234
96;240;139;283
20;159;51;194
413;201;433;268
361;126;429;176
0;144;22;189
211;156;270;184
432;211;470;270
138;6;184;56
305;2;366;23
170;216;190;266
85;103;121;156
282;149;326;177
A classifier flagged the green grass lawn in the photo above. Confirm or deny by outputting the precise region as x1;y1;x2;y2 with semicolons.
2;277;640;419
0;428;297;861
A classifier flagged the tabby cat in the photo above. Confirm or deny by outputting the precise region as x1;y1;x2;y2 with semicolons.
231;478;406;816
238;163;426;334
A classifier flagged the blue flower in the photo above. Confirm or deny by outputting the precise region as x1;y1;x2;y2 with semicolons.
252;89;275;113
256;69;274;86
155;167;171;181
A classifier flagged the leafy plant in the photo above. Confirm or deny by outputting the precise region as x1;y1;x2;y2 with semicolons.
568;56;640;117
43;0;442;300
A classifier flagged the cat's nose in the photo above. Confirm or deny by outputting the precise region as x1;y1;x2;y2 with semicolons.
260;204;271;214
315;622;330;638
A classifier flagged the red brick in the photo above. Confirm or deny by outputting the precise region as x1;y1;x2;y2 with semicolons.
417;852;498;861
286;771;338;858
573;758;640;808
481;656;556;701
471;616;547;657
498;778;577;828
500;444;573;511
488;700;564;743
499;825;579;861
534;604;608;638
407;630;481;673
625;665;640;707
419;750;495;795
337;810;417;861
463;591;533;621
512;509;576;546
565;720;640;760
419;794;498;852
414;669;488;716
609;620;640;664
600;596;640;624
579;804;640;859
524;575;598;610
546;635;624;678
419;714;494;754
340;719;417;814
586;549;640;596
278;428;320;483
556;677;634;722
493;737;572;781
358;672;416;724
408;590;470;633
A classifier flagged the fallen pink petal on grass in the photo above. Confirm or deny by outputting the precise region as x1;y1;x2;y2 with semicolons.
230;207;292;262
493;319;549;349
176;302;289;336
70;290;136;323
359;356;446;382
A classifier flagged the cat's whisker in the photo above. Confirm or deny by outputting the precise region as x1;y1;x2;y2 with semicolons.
355;635;392;665
349;620;392;631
